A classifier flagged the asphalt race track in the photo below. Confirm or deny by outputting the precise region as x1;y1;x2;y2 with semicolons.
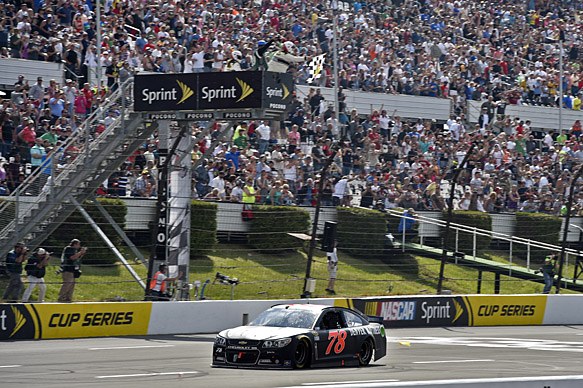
1;326;583;388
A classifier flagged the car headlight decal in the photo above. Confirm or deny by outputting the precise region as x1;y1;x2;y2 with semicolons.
262;337;292;348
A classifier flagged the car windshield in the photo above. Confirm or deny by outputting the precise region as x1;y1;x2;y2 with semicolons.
248;308;318;329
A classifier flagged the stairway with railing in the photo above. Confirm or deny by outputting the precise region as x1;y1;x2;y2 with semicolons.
0;78;154;259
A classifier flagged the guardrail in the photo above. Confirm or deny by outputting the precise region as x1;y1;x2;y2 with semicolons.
385;209;581;284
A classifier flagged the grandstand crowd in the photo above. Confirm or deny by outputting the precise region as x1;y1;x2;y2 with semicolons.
2;0;583;215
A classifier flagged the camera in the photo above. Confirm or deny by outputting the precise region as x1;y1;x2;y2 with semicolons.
215;272;239;285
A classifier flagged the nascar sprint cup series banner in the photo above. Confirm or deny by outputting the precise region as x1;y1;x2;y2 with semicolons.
0;303;152;340
133;71;294;112
336;295;548;328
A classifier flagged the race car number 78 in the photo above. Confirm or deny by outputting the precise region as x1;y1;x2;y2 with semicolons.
326;330;347;355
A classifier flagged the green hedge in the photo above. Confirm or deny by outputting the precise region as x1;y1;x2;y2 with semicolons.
441;211;492;253
514;212;561;260
190;200;218;257
248;205;310;252
337;207;386;257
44;198;127;265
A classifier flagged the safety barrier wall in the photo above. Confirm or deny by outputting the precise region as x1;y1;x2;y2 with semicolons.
295;85;453;122
2;294;582;340
467;100;583;132
120;199;583;243
0;58;64;90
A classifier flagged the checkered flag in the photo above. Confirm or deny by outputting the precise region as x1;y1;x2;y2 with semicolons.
306;54;326;84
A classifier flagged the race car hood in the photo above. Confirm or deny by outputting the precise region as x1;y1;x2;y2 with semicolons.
219;326;310;340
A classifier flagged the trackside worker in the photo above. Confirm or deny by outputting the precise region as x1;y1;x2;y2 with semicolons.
539;251;559;294
148;263;182;301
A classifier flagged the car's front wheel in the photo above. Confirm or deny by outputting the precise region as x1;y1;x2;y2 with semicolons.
358;338;374;366
294;338;310;369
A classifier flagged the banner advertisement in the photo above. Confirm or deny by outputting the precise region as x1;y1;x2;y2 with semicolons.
0;303;152;340
336;297;470;328
337;295;547;327
462;295;546;326
134;74;197;112
133;71;293;112
197;71;262;110
261;71;294;111
0;304;41;340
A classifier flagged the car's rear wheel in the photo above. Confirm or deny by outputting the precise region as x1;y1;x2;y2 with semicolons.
358;338;374;366
294;338;310;369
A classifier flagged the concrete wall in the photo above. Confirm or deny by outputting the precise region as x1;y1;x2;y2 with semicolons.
468;100;583;132
295;85;452;121
0;58;64;89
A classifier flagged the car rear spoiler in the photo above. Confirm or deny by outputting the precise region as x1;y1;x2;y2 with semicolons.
367;315;384;324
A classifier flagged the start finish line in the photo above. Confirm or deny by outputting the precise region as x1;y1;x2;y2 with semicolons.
133;71;294;119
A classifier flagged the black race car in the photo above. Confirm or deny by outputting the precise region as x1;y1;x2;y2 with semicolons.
212;304;387;369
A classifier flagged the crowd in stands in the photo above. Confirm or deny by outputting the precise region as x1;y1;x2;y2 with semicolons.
0;71;121;195
188;110;583;217
2;0;583;215
2;0;583;112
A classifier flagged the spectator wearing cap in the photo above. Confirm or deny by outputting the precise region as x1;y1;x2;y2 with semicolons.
288;124;300;154
398;208;418;241
131;170;150;197
28;77;44;107
233;127;249;149
144;143;158;165
22;247;51;303
63;79;77;115
105;57;119;90
64;42;80;81
81;83;94;115
17;119;36;161
74;90;88;118
210;170;226;196
30;137;45;171
49;89;65;119
224;146;241;170
269;144;283;174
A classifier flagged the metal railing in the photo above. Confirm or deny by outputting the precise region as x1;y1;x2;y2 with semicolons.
386;209;580;286
0;78;136;242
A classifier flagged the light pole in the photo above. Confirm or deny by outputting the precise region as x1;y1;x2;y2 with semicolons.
331;7;340;129
558;41;563;136
96;0;102;90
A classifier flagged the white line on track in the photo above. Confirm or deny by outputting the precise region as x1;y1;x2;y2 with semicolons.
96;371;199;379
89;345;175;350
302;380;400;385
285;375;583;388
412;359;495;364
0;365;21;368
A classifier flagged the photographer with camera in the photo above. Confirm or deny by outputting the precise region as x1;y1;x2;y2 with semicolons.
22;248;51;303
58;239;87;303
2;242;27;302
147;263;183;301
536;251;559;294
